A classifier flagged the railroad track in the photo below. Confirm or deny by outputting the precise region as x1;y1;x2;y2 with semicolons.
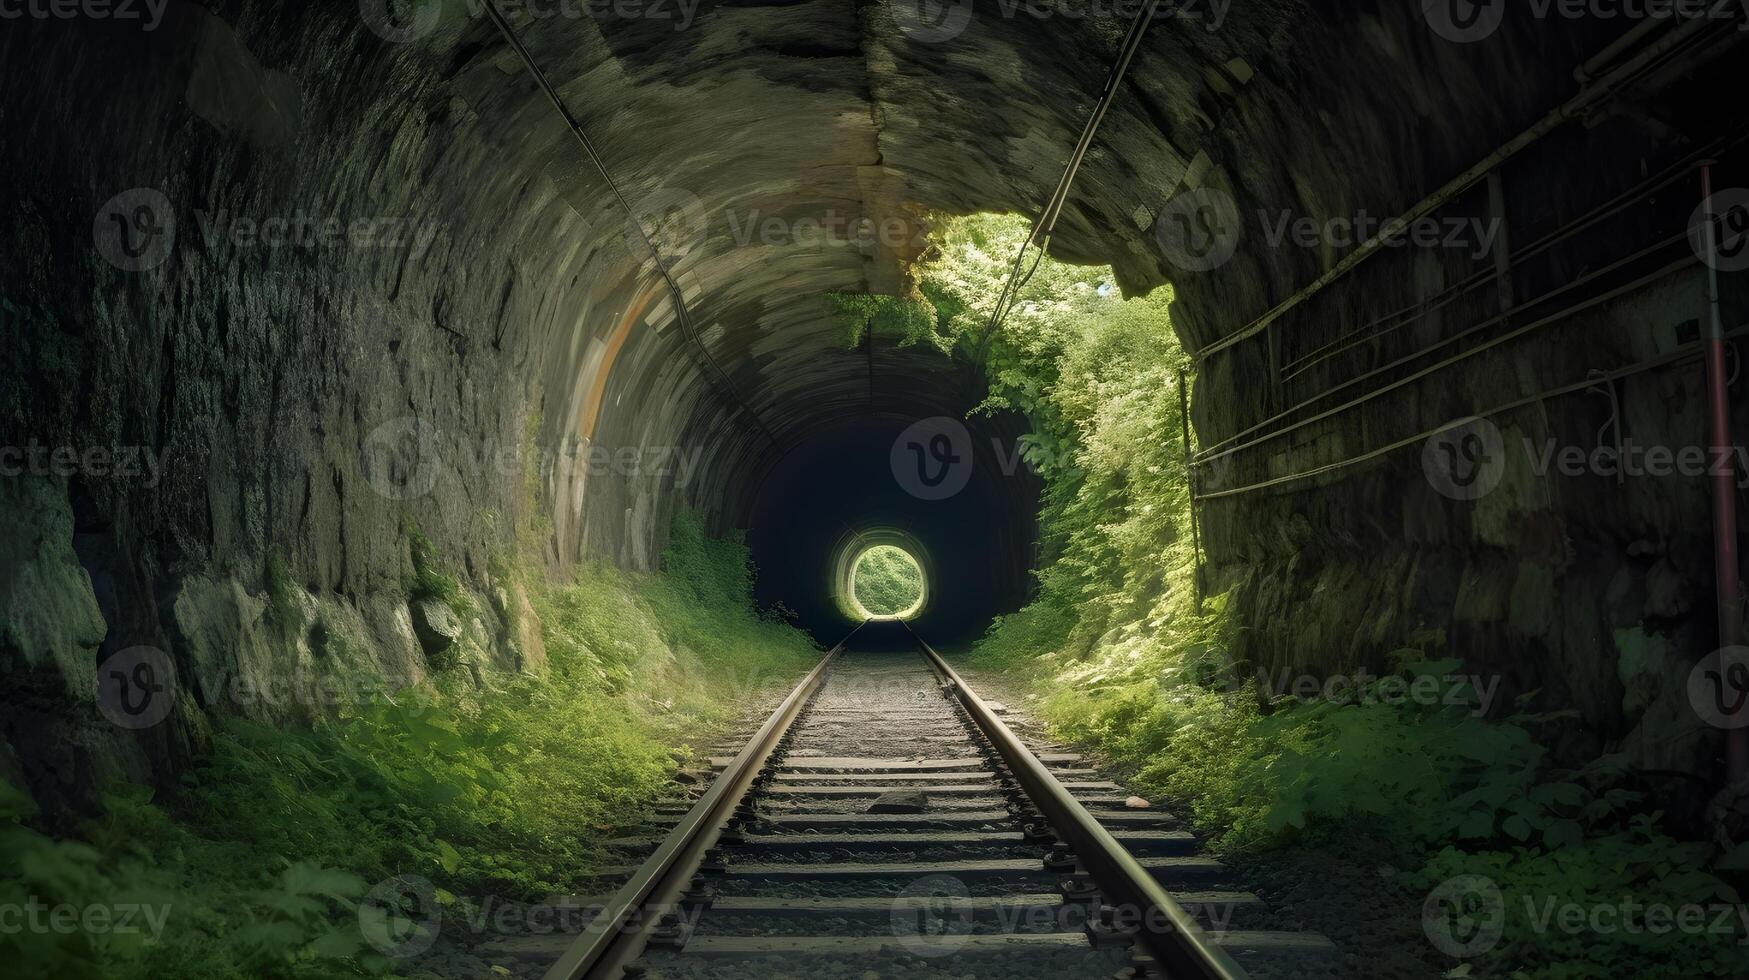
528;620;1335;979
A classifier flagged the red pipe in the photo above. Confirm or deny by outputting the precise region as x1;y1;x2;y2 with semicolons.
1701;165;1746;781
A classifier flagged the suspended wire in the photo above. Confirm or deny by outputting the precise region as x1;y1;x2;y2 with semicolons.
971;0;1163;363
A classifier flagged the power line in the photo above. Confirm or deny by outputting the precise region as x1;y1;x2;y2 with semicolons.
972;0;1163;362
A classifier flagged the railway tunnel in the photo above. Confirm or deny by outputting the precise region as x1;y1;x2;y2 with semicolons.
3;2;1749;978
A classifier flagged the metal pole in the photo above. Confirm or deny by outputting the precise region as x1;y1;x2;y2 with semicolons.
1178;369;1204;614
1701;164;1746;781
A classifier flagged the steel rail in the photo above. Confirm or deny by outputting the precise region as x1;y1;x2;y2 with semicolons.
906;624;1246;980
541;623;865;980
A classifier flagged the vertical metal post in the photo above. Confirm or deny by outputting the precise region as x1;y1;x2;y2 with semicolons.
1701;164;1747;781
1487;171;1517;313
1178;370;1205;614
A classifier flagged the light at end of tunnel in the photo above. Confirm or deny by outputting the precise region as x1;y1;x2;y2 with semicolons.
845;543;927;621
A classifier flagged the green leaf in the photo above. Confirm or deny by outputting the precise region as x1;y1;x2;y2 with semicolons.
1457;809;1496;839
281;862;367;903
435;838;462;874
1541;819;1584;851
1503;815;1532;841
308;927;365;959
1403;659;1463;679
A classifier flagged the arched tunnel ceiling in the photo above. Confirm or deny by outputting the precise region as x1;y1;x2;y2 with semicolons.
4;0;1624;585
400;0;1604;552
425;0;1281;502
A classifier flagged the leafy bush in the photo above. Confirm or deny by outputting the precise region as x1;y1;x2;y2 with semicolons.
825;292;940;349
1419;824;1747;978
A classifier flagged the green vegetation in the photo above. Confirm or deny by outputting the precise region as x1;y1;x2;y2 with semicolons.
922;213;1749;978
402;518;471;621
1;511;817;979
850;545;925;617
825;292;939;349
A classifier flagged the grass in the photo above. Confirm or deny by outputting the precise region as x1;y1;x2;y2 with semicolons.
1;511;818;979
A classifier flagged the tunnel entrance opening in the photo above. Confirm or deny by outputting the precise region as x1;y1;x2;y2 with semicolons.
746;415;1042;648
847;544;926;620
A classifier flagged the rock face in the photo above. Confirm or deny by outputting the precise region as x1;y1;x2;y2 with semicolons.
0;477;152;816
0;2;1740;812
1;477;107;696
410;599;462;659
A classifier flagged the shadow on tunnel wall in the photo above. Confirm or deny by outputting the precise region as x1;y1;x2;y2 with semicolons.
746;413;1041;649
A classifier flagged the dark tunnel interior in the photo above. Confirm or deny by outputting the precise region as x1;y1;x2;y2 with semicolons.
746;410;1041;646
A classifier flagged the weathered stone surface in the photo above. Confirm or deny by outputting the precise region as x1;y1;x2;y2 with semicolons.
0;478;155;818
172;575;276;717
184;10;301;148
1614;627;1705;777
0;477;106;697
411;599;463;658
364;596;425;678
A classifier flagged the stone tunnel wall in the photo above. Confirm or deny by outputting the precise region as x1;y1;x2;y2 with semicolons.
0;0;1133;812
0;2;780;814
3;0;1744;814
1168;8;1749;787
